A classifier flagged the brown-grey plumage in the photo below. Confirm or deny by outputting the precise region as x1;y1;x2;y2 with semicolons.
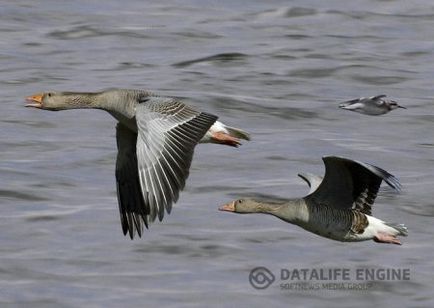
25;89;250;239
220;156;407;245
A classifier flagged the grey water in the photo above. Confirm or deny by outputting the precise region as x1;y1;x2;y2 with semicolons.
1;0;434;307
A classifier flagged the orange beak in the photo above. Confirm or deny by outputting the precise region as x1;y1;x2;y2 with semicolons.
211;132;241;147
25;93;43;108
218;201;236;212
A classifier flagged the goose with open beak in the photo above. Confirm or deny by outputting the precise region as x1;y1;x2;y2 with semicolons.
26;89;250;239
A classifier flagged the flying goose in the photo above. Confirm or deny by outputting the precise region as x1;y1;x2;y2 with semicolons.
25;89;250;239
339;95;406;115
220;156;408;245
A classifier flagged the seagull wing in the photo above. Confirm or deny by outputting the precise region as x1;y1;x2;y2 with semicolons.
340;97;362;106
370;94;387;106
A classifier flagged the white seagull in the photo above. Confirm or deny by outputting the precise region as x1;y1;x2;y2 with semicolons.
339;95;406;115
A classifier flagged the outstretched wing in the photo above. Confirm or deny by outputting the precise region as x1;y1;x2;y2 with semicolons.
115;123;148;238
303;156;401;215
135;97;217;223
115;97;217;239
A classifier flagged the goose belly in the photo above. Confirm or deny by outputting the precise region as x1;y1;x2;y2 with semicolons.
298;207;367;242
298;212;352;241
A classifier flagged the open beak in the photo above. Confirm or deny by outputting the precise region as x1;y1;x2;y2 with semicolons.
25;93;43;108
218;201;235;212
211;132;241;148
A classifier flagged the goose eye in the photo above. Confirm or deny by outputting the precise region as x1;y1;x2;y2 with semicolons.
47;93;52;97
237;199;243;204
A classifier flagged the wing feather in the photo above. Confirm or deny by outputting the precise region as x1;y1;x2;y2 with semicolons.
304;156;401;215
132;97;217;232
115;123;149;239
115;97;217;238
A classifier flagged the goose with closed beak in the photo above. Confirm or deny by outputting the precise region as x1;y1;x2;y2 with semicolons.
220;156;408;245
339;95;406;115
25;89;250;239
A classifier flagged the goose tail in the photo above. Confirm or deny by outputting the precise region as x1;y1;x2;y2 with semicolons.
386;223;408;236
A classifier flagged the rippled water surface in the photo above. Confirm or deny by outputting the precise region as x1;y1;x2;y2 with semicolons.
1;1;434;307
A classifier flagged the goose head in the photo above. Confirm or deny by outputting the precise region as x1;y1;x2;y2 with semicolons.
25;91;96;111
219;198;268;214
